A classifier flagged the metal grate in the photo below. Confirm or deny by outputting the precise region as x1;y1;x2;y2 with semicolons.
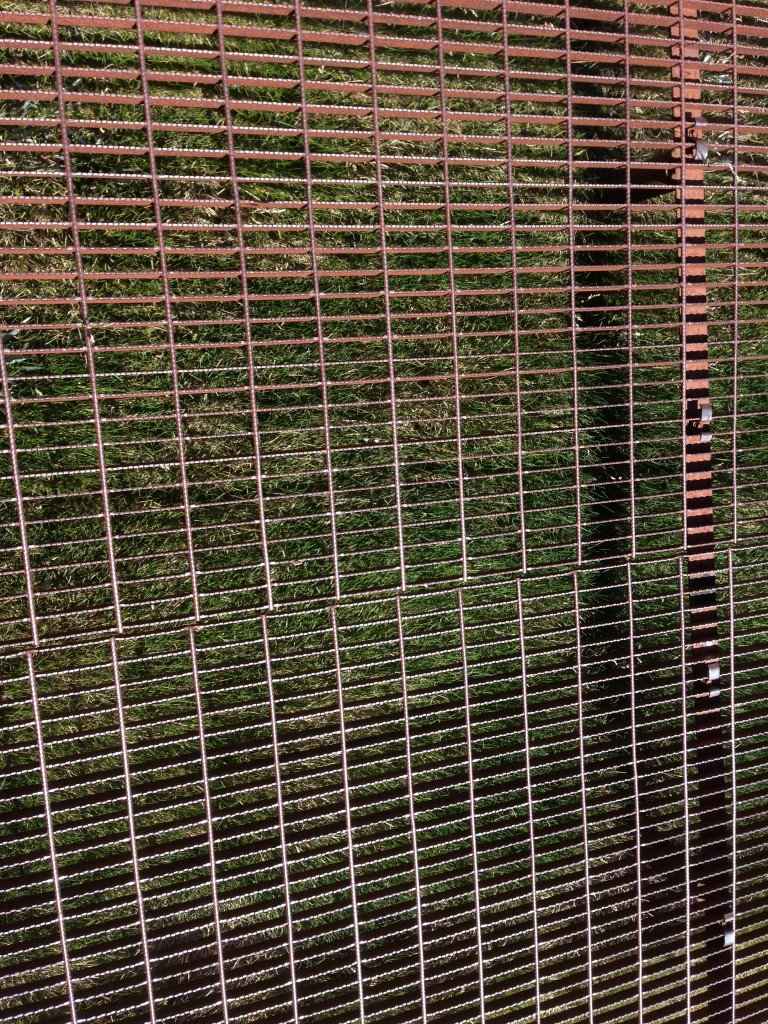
0;1;765;1022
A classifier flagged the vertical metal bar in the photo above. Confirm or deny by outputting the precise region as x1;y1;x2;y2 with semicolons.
675;1;692;557
573;573;594;1023
672;9;734;1017
626;562;644;1024
516;579;541;1024
133;0;200;620
730;1;740;545
110;637;157;1024
330;606;366;1023
293;0;341;602
456;588;485;1024
499;0;528;574
261;614;300;1024
672;0;710;561
188;627;229;1024
213;2;274;611
727;547;737;1020
47;0;122;633
395;593;428;1024
1;340;38;646
364;0;406;592
622;0;638;560
563;0;583;566
435;3;469;583
27;651;77;1024
678;558;692;1024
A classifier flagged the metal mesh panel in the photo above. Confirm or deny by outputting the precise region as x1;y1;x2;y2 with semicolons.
0;1;764;1022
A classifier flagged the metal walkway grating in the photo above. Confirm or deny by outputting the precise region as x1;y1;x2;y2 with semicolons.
0;1;766;1022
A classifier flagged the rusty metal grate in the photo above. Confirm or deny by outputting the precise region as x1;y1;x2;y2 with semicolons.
1;1;766;1022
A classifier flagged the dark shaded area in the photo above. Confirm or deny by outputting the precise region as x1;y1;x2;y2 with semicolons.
569;9;734;1021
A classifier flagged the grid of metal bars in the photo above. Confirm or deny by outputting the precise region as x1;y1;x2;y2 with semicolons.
1;1;766;1022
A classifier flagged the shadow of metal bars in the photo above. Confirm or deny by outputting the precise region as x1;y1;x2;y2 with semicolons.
0;1;764;1023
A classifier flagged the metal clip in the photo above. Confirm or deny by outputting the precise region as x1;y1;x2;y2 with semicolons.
700;427;712;444
694;663;722;699
724;912;735;947
700;401;713;424
693;116;708;131
706;661;721;697
695;139;709;161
